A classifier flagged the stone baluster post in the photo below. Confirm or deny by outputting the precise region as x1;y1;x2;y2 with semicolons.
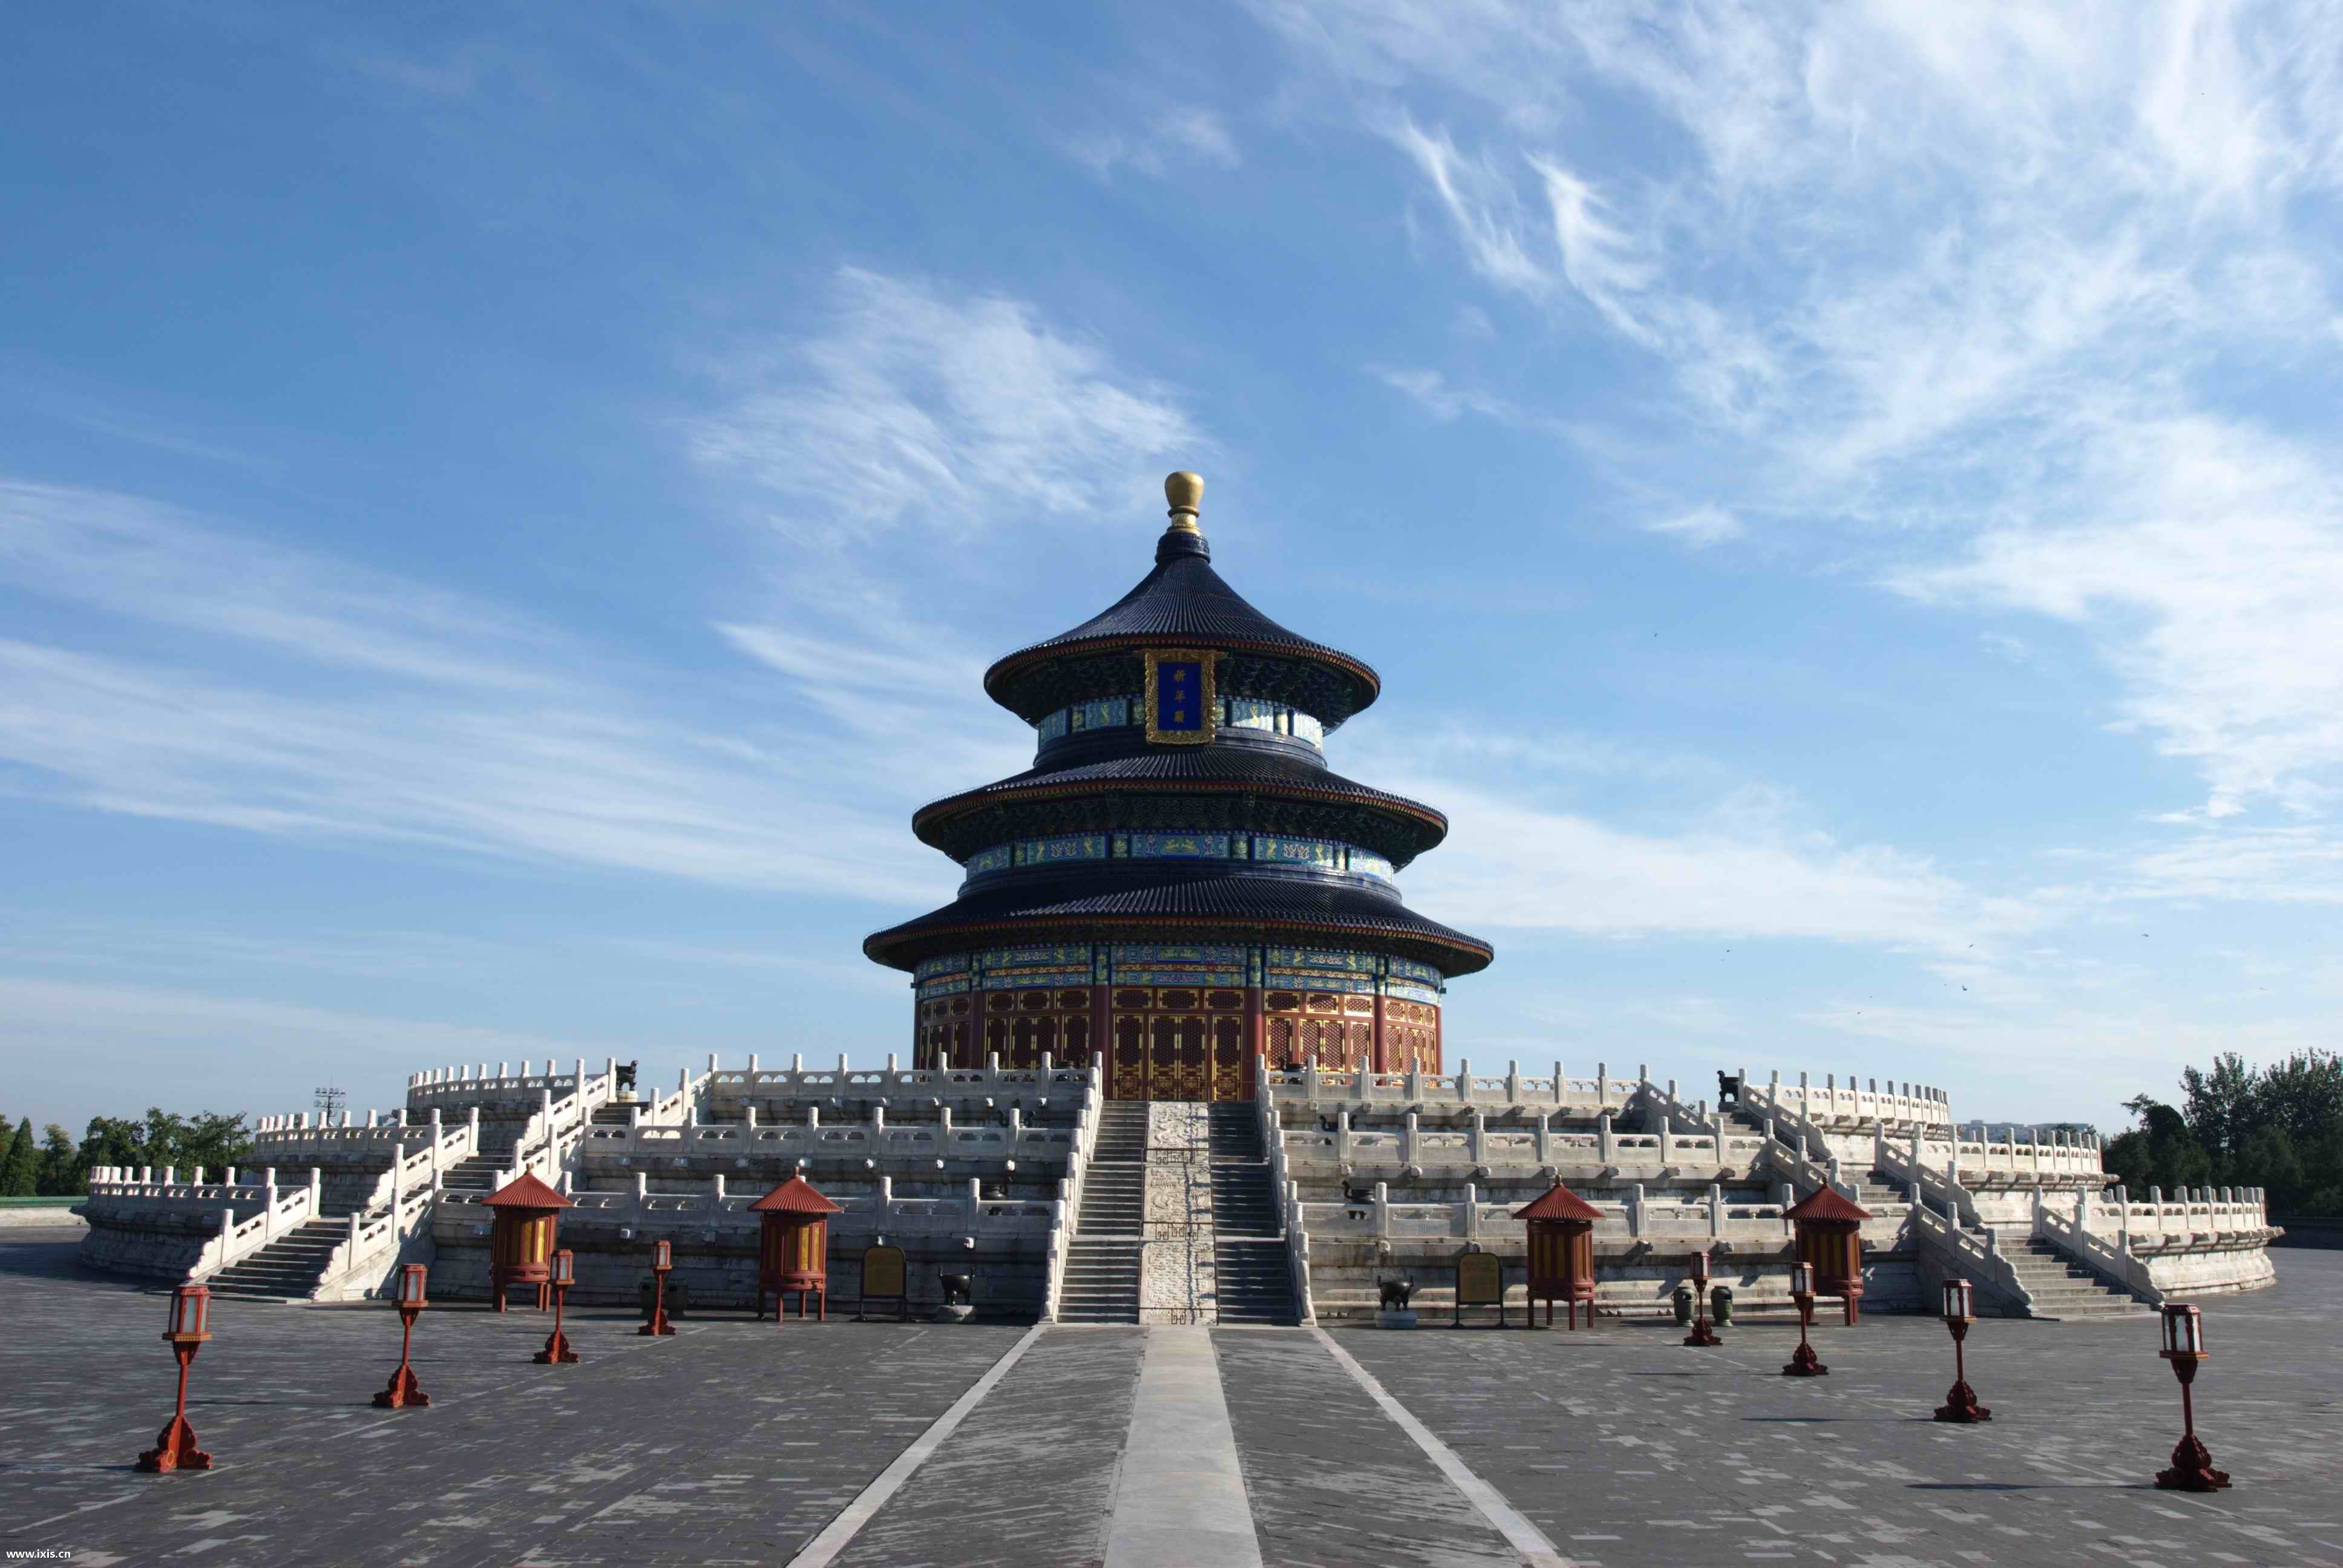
1469;1111;1485;1165
1373;1180;1390;1238
1454;1059;1472;1101
1335;1109;1351;1162
1597;1111;1614;1166
1402;1111;1420;1166
1505;1060;1521;1104
1596;1062;1610;1107
1709;1181;1723;1238
1534;1112;1550;1165
1461;1181;1480;1239
1628;1183;1644;1238
1552;1060;1565;1104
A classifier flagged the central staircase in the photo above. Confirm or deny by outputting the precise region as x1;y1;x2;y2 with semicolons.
1058;1101;1145;1324
1208;1102;1294;1325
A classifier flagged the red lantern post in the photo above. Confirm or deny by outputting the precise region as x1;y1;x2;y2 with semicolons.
1932;1277;1990;1422
482;1172;572;1313
638;1238;677;1337
1782;1261;1827;1377
1783;1186;1872;1325
750;1174;842;1323
2154;1303;2229;1491
1683;1249;1722;1347
1513;1181;1601;1328
137;1284;215;1472
533;1248;580;1364
373;1264;431;1408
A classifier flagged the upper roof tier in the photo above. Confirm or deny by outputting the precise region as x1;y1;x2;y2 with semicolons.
982;473;1381;729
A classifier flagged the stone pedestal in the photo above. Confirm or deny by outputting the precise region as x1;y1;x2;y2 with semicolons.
1376;1308;1419;1330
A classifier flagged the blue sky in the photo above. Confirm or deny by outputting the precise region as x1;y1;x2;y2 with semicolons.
5;4;2339;1134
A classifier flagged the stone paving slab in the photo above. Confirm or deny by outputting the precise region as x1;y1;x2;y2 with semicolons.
1337;1247;2343;1568
829;1326;1144;1568
1215;1329;1519;1568
0;1234;1023;1567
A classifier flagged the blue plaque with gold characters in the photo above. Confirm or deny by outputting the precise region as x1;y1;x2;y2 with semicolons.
1144;647;1216;745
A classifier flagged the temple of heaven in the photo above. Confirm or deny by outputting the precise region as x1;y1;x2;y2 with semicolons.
864;472;1492;1102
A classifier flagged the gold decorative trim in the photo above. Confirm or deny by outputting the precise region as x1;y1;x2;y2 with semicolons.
1142;647;1218;745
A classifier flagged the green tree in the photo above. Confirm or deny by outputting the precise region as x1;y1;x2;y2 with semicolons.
0;1118;35;1195
74;1108;254;1178
34;1123;82;1196
2180;1051;2256;1174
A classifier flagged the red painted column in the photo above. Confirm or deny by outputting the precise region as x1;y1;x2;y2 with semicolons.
1091;982;1113;1099
1372;990;1389;1073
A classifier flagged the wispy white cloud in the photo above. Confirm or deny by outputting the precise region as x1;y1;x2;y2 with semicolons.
1647;504;1742;547
1069;107;1242;180
687;268;1199;547
1385;774;2044;955
0;269;1208;920
1369;364;1520;425
1265;0;2343;827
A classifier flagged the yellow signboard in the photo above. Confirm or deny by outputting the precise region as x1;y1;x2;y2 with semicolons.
860;1244;908;1321
1456;1251;1502;1306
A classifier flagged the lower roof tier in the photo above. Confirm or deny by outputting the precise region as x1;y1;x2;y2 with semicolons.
863;862;1494;977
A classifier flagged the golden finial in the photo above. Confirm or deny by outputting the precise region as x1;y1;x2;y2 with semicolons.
1164;471;1203;533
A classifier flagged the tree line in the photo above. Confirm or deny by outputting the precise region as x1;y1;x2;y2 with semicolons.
2105;1048;2343;1215
0;1109;254;1197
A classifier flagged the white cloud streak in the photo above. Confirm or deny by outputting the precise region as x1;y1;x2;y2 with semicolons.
687;267;1199;546
1264;0;2343;828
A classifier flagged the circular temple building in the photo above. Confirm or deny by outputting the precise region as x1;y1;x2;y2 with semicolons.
864;472;1492;1102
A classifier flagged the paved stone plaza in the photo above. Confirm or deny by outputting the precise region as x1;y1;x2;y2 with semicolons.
3;1229;2337;1567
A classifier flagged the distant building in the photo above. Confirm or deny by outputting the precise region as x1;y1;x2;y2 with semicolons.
863;472;1492;1102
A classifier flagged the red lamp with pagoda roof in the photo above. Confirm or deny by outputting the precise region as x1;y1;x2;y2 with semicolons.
1783;1185;1872;1325
639;1238;677;1337
136;1284;214;1472
1932;1277;1990;1422
2154;1303;2229;1491
373;1263;431;1408
1782;1261;1827;1377
752;1172;843;1324
532;1247;580;1364
1513;1181;1601;1329
483;1171;572;1313
1682;1247;1723;1347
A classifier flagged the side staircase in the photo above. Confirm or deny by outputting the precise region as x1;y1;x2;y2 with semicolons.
205;1194;371;1301
1058;1101;1145;1324
1997;1235;2142;1318
1208;1102;1294;1326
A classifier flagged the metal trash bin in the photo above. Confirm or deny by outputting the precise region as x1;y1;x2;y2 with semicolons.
1673;1284;1694;1326
1711;1284;1734;1327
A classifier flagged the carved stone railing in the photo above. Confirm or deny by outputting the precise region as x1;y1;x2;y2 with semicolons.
578;1116;1079;1168
442;1174;1057;1240
1263;1059;1638;1114
1740;1069;1952;1131
1257;1058;1315;1325
1298;1179;1786;1249
706;1054;1096;1105
1042;1063;1104;1322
